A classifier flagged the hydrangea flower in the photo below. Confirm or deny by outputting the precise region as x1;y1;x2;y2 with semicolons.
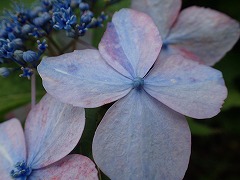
0;94;98;180
0;0;107;78
38;9;227;179
131;0;240;65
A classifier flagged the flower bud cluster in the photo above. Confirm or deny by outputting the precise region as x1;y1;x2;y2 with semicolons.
0;0;108;78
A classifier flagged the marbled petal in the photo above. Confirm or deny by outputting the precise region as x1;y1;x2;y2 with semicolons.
93;90;191;180
165;6;240;65
38;49;132;108
0;119;26;180
131;0;181;39
25;94;85;169
144;55;227;119
99;8;162;78
29;155;98;180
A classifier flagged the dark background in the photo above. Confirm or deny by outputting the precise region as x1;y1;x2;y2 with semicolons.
182;1;240;180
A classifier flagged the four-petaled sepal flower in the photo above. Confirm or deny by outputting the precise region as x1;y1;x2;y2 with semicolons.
38;8;227;179
0;94;98;180
131;0;240;65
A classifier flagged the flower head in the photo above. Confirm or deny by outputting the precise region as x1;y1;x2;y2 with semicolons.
0;0;107;78
38;9;227;179
131;0;240;65
0;94;98;179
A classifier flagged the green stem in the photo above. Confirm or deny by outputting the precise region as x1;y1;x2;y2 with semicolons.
97;166;102;180
47;36;62;54
77;39;95;49
31;71;36;109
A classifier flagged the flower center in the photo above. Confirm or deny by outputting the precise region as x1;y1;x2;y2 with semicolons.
132;77;144;90
162;41;168;50
10;161;32;179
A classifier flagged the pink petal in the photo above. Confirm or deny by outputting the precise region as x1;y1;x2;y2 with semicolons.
29;154;98;180
25;94;85;169
0;119;26;180
165;6;240;65
38;49;132;108
144;55;227;119
93;90;191;179
131;0;182;39
99;8;162;78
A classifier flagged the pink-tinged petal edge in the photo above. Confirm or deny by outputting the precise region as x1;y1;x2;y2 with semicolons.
131;0;182;39
144;55;227;119
29;154;98;180
0;119;26;180
99;8;162;78
25;94;85;169
165;6;240;65
93;90;191;179
37;49;132;108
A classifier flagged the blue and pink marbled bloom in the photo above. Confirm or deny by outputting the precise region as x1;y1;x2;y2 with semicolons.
0;94;98;180
38;8;228;179
132;0;240;65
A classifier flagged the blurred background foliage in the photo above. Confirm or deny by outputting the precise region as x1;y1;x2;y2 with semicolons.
0;0;239;179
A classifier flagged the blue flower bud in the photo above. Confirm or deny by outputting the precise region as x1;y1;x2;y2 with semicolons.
0;29;8;38
14;50;23;61
0;40;15;58
33;12;51;27
23;50;38;62
29;27;46;38
8;33;16;41
30;6;45;18
77;24;87;36
11;38;23;48
81;11;93;24
22;24;33;34
0;67;11;77
79;2;89;11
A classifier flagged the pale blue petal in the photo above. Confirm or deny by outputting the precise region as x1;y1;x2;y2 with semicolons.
99;8;162;78
131;0;181;39
25;94;85;169
93;90;191;180
0;119;26;180
38;49;132;108
165;6;240;65
144;55;227;119
29;155;98;180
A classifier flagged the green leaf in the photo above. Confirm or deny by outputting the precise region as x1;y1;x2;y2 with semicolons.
105;0;131;13
0;0;33;11
0;72;45;121
214;52;240;110
79;107;101;157
79;105;111;157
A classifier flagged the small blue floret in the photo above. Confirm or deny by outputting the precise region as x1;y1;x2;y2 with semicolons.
20;67;33;79
37;39;48;52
